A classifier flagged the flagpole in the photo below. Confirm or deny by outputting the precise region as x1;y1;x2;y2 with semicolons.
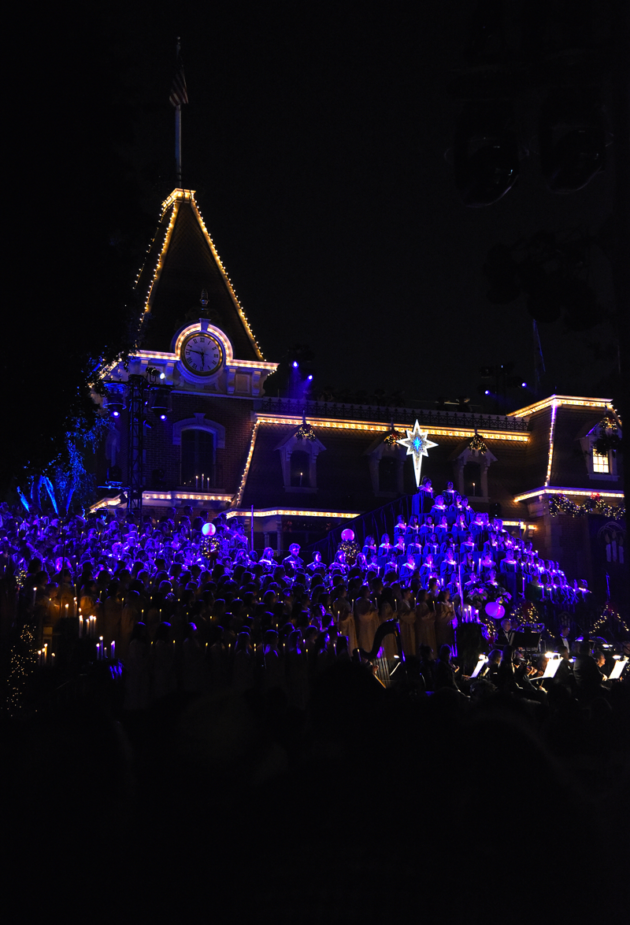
175;104;182;187
174;36;183;187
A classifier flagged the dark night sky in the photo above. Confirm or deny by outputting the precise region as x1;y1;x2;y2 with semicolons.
19;3;621;408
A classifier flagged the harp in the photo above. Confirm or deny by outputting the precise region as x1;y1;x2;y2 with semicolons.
357;619;404;687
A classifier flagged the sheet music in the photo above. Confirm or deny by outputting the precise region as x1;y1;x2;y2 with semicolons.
542;657;562;679
470;657;487;679
608;658;628;680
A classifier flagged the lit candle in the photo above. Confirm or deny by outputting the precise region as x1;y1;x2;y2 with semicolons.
79;615;83;638
110;640;116;660
32;587;37;607
43;644;48;665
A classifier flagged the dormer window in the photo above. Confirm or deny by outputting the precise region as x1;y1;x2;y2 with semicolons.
579;413;621;481
275;422;326;493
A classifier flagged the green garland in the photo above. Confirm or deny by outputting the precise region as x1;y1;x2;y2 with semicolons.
337;540;359;564
383;428;403;447
468;430;488;454
295;423;316;441
548;494;625;521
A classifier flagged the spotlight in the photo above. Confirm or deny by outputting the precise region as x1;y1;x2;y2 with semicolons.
521;382;527;388
160;372;166;380
160;414;166;421
485;390;491;395
292;361;299;368
112;411;119;417
307;374;313;380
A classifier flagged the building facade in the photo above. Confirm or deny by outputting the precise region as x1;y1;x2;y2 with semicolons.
97;188;625;602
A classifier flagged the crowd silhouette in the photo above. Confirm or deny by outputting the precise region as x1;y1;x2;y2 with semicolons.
1;496;628;921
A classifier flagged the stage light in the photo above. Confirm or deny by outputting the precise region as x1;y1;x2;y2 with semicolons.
151;386;171;414
485;390;490;395
160;414;166;421
293;361;299;368
521;382;527;388
112;411;119;417
307;374;313;380
160;372;166;380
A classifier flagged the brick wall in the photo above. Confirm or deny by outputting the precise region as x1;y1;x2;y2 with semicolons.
103;394;255;495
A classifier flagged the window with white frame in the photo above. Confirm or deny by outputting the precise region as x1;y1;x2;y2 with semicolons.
592;449;610;474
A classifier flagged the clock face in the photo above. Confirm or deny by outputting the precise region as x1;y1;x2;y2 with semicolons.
181;332;223;377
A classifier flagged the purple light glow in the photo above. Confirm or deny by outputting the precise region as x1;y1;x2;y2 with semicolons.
521;382;527;388
292;361;299;368
112;411;119;417
160;414;167;420
484;390;490;395
307;374;313;380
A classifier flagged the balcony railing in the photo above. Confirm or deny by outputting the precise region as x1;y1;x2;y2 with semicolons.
254;397;530;433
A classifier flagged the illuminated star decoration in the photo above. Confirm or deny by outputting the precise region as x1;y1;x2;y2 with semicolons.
397;420;438;487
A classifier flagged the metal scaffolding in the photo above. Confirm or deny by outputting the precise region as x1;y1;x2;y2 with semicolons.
127;374;147;514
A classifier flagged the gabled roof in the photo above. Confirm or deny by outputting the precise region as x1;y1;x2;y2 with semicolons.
135;189;262;360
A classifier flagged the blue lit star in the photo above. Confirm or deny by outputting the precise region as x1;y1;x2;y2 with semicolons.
397;420;438;487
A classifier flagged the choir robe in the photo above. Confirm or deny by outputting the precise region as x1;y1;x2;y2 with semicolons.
378;602;398;660
398;601;416;658
452;521;469;541
337;611;358;653
434;602;456;651
355;599;380;652
393;523;407;541
415;602;437;656
499;558;518;596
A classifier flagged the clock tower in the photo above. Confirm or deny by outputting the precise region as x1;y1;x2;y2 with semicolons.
99;188;277;512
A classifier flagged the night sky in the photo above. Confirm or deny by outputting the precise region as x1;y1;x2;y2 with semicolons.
13;4;621;411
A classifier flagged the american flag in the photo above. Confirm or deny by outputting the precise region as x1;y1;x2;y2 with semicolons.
169;43;188;108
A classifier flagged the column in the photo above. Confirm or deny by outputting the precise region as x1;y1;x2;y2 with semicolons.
481;461;490;499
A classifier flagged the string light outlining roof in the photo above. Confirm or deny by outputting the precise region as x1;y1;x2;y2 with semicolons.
508;395;614;418
134;189;264;361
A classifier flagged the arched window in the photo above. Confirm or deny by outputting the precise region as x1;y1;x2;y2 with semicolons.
181;429;214;487
290;450;311;487
464;461;482;497
379;457;398;493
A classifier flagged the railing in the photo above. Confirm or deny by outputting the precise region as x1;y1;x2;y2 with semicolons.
306;494;416;561
254;397;530;432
